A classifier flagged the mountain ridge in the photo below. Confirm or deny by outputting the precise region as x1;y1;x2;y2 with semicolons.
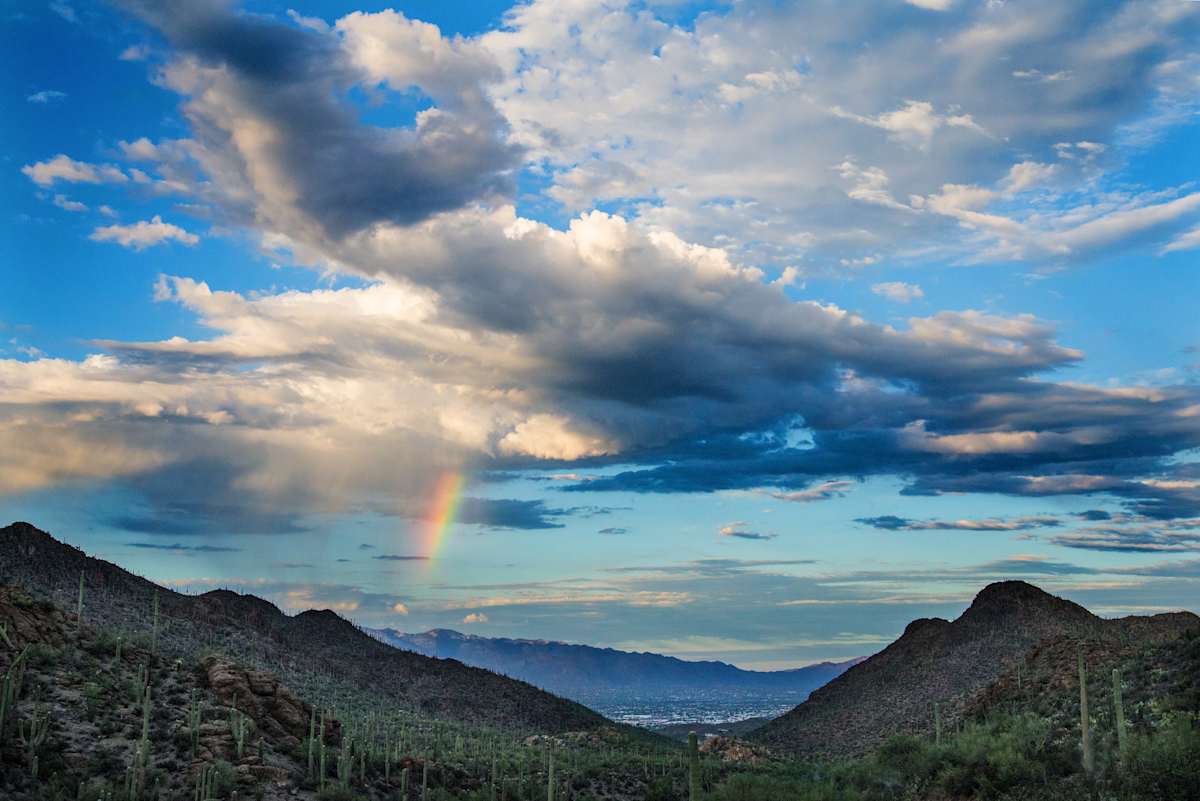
0;521;609;734
752;579;1198;757
364;625;863;714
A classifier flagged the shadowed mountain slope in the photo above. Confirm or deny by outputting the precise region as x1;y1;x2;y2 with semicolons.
0;522;606;734
752;580;1198;757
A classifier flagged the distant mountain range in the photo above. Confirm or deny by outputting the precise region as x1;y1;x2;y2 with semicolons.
751;580;1200;757
365;626;862;711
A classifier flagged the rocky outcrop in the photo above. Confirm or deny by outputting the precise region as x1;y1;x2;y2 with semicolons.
699;736;770;765
199;656;339;750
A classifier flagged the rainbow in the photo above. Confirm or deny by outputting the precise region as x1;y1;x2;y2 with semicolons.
421;471;464;562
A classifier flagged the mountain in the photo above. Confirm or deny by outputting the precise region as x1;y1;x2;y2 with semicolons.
751;580;1199;757
364;626;861;719
0;521;606;734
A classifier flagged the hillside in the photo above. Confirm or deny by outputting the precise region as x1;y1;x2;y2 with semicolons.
366;626;860;710
752;580;1199;757
0;522;605;734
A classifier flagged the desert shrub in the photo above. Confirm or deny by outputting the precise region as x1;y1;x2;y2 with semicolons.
643;776;681;801
932;714;1058;800
1119;713;1200;801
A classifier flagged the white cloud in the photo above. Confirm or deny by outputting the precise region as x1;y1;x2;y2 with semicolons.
872;282;925;303
392;602;410;615
27;90;66;104
22;155;127;187
1161;224;1200;254
89;216;199;250
119;44;150;61
906;0;955;10
52;194;87;212
833;100;989;151
49;1;77;24
462;612;489;624
764;481;854;503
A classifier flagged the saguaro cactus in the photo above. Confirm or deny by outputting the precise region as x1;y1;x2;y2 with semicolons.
188;689;203;758
307;707;316;779
1078;645;1094;778
19;704;50;777
547;749;556;801
688;732;701;801
76;571;85;629
1113;667;1128;761
151;592;160;656
1;646;29;744
195;763;219;801
933;703;942;746
228;700;250;760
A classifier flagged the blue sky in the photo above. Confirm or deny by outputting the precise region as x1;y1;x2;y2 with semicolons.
2;0;1199;669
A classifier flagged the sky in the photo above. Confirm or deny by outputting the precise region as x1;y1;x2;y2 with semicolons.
2;0;1199;670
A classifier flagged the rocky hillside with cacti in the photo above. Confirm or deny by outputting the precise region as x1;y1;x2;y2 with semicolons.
0;522;607;734
751;580;1199;758
0;522;724;801
0;582;719;801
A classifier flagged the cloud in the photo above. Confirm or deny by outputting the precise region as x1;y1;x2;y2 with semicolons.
456;498;569;530
373;554;430;561
871;282;924;303
719;522;777;541
124;541;240;552
392;602;410;614
857;515;1062;531
50;2;78;24
598;527;628;535
832;99;989;151
119;44;150;61
5;0;1200;544
763;480;854;503
52;195;87;212
1161;224;1200;254
22;155;127;187
462;612;490;624
27;90;67;104
89;216;199;250
112;1;520;239
480;0;1200;269
1051;521;1200;553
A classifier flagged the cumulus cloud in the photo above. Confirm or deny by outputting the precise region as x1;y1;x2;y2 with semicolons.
22;155;127;187
52;194;87;212
5;0;1200;542
462;612;490;624
479;0;1200;268
89;216;199;250
111;0;519;239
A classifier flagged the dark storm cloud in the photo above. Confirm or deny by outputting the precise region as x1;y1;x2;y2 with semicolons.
115;0;519;238
456;498;568;530
373;554;430;561
566;380;1200;522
